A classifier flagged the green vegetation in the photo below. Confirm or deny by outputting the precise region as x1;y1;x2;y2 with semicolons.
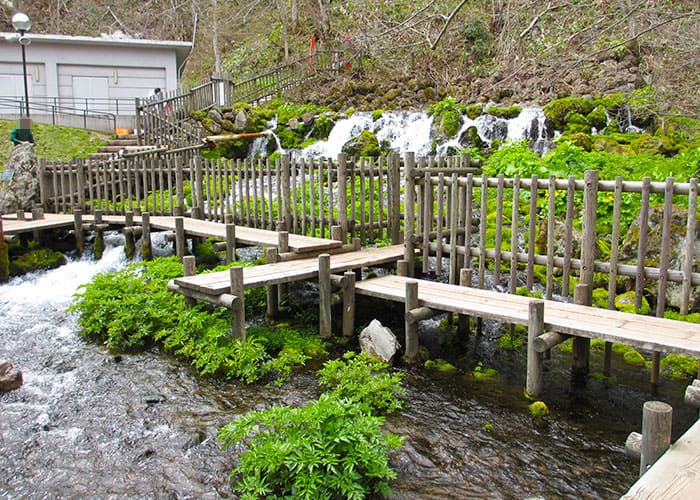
528;401;549;418
218;352;404;498
425;358;457;373
0;119;107;167
7;240;66;276
68;257;323;383
428;96;462;137
472;361;498;380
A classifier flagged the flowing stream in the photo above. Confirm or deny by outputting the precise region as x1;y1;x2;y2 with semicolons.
1;237;696;498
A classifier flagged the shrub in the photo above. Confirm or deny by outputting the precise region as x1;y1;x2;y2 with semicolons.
219;352;404;498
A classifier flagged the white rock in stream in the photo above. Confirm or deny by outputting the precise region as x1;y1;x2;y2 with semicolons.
359;319;401;363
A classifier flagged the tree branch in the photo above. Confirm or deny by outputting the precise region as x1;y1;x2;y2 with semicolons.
430;0;468;50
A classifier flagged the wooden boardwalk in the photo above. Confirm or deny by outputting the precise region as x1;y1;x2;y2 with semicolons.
1;212;342;255
622;418;700;499
147;216;342;254
354;275;700;358
172;245;406;295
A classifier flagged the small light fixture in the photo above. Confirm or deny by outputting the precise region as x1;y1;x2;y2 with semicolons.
113;69;119;84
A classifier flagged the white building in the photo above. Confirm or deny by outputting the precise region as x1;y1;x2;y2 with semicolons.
0;33;192;131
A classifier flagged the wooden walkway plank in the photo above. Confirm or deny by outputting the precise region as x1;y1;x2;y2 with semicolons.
621;418;700;499
354;275;700;358
173;245;407;296
148;216;343;253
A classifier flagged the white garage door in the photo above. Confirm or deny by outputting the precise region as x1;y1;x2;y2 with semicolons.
72;76;110;112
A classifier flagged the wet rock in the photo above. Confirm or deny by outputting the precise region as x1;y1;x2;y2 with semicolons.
0;143;39;213
143;394;166;405
0;358;23;392
234;110;248;131
359;319;401;363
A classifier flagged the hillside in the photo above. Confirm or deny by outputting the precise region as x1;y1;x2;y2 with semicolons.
3;1;698;116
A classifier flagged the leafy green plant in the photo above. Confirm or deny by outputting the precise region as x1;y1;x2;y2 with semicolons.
218;352;404;499
69;257;319;383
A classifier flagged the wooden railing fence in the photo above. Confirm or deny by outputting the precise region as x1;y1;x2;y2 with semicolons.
39;151;699;315
402;151;699;315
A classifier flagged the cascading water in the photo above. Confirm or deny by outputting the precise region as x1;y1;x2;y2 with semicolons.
3;234;695;496
297;107;553;160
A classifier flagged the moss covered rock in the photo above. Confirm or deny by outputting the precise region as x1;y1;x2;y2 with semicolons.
614;291;651;315
543;97;595;131
10;248;66;276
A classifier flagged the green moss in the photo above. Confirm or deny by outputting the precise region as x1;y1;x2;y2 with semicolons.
660;354;698;381
428;97;463;137
592;287;609;309
466;104;484;120
561;132;592;151
587;105;608;130
472;361;498;380
483;423;494;431
497;328;524;351
312;114;334;140
372;110;384;121
664;311;700;324
623;349;647;367
543;97;595;131
516;286;544;299
195;238;222;268
424;358;457;373
10;248;66;276
564;112;591;134
528;401;549;418
614;291;651;315
486;105;522;119
0;236;8;282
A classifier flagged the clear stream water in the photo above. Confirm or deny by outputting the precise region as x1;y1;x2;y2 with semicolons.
1;237;696;498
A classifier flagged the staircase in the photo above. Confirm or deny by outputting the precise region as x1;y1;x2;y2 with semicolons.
88;133;139;162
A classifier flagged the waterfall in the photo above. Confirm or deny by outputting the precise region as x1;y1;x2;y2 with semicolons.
298;107;552;159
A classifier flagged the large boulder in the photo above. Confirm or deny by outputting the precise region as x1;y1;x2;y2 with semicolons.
359;319;401;363
0;358;23;393
0;143;38;214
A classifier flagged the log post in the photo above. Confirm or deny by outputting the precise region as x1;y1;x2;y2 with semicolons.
581;170;598;287
319;254;332;339
183;255;196;307
141;212;153;261
281;155;291;231
175;156;185;216
397;259;409;277
572;284;591;385
230;266;246;341
404;152;416;277
639;401;673;477
225;222;236;264
124;211;135;260
93;209;105;260
342;270;356;337
526;300;546;398
265;247;279;319
404;279;419;362
337;153;348;235
458;268;472;335
73;208;84;256
331;224;344;243
175;216;186;261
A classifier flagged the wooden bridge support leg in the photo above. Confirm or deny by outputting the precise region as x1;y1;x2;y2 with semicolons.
640;401;672;477
404;279;419;362
265;247;279;319
458;268;472;336
342;270;355;337
397;259;409;277
141;212;153;261
73;209;84;257
94;212;105;261
572;284;591;386
526;300;545;398
404;235;415;278
226;222;236;264
175;216;185;261
319;254;332;339
230;266;246;341
277;230;289;303
124;211;135;260
183;256;196;307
